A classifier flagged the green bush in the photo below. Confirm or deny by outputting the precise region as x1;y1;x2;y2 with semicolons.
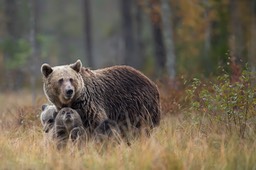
185;68;256;138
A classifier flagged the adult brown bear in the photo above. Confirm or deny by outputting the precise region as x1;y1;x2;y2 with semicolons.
41;60;161;140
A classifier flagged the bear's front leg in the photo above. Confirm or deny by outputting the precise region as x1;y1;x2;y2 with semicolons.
70;126;87;143
55;129;69;150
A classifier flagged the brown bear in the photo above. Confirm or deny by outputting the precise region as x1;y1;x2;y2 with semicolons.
53;107;86;149
40;104;58;147
40;104;58;133
41;60;161;140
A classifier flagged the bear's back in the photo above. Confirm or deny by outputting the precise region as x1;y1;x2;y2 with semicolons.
81;66;161;127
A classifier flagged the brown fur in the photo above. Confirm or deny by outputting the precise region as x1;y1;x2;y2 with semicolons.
41;60;161;140
40;104;58;133
52;107;86;149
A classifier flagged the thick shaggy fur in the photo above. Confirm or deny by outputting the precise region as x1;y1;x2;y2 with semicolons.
40;104;58;133
53;107;86;149
41;60;161;140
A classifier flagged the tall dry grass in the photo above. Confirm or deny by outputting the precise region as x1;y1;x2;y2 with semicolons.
0;89;256;170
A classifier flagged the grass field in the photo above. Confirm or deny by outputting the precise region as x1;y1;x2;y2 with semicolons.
0;83;256;170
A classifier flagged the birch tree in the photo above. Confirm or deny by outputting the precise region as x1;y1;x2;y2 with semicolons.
161;0;176;80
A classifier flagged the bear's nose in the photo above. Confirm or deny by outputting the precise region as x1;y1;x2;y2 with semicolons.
65;112;71;118
66;89;73;96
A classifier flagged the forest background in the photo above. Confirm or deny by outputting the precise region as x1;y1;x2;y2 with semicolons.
1;1;256;169
1;0;255;93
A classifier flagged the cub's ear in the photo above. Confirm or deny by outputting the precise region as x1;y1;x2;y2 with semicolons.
70;59;82;73
41;104;48;111
41;64;53;78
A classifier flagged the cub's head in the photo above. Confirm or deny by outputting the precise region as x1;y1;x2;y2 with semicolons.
41;60;84;109
40;104;58;133
55;107;83;133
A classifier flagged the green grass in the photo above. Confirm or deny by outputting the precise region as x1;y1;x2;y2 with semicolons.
0;87;256;170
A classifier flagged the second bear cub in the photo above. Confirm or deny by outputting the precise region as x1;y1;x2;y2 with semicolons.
54;107;86;149
41;105;86;149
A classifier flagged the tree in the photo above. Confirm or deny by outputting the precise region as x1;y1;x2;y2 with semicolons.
229;0;242;64
4;0;19;39
160;0;176;80
249;0;256;72
149;0;166;77
83;0;94;68
202;0;212;75
29;0;38;104
120;0;138;68
3;0;29;90
3;0;17;90
134;1;145;69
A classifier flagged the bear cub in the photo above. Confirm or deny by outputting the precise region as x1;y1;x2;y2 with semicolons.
40;104;58;133
40;105;86;149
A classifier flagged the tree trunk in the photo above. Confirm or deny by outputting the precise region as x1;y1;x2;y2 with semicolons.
4;0;19;39
83;0;94;68
229;0;242;63
121;0;137;68
202;0;212;75
149;0;166;77
160;0;176;80
249;0;256;73
57;0;72;64
29;0;37;104
134;1;145;69
4;0;19;90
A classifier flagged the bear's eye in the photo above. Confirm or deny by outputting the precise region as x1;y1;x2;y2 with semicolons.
58;78;64;84
69;78;73;83
62;111;65;115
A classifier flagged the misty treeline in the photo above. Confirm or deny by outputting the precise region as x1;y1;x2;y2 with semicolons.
0;0;256;91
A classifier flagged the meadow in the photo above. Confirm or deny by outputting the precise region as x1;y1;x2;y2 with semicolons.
0;73;256;170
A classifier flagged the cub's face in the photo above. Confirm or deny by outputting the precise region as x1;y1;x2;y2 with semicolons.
41;60;84;109
56;107;83;132
40;104;57;133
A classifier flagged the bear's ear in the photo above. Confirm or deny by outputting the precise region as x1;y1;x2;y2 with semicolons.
70;59;82;73
41;64;53;78
42;104;47;111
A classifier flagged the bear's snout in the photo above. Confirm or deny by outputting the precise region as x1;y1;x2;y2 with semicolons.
66;89;73;96
63;84;74;100
66;111;71;117
63;112;74;126
60;79;75;100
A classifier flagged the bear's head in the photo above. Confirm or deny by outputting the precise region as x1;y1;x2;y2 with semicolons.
56;107;83;133
41;60;85;109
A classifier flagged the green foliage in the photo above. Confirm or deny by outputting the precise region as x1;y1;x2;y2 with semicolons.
37;34;56;59
0;38;30;69
185;68;256;138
